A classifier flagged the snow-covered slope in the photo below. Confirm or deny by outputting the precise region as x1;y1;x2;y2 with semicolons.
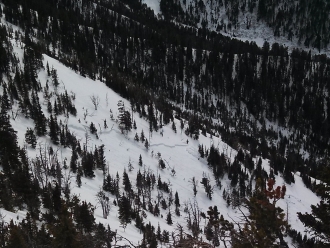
0;30;320;247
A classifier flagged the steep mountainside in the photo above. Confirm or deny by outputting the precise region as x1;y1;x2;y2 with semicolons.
0;0;330;247
156;0;330;53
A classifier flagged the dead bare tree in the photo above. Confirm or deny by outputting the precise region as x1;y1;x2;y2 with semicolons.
96;189;111;219
31;144;59;190
185;200;202;239
172;224;213;248
11;108;19;120
90;94;100;110
105;93;109;107
63;169;74;199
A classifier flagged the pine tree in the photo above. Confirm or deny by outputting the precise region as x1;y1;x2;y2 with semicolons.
6;222;28;248
156;223;161;241
122;170;132;193
117;100;131;134
145;139;149;150
25;128;37;148
172;121;176;133
96;145;106;172
233;179;289;247
118;195;131;225
0;107;20;175
49;114;59;145
298;167;330;246
51;67;59;87
51;204;79;248
166;211;173;225
74;201;95;233
140;130;145;142
76;167;82;187
70;149;78;173
138;154;143;167
174;191;180;208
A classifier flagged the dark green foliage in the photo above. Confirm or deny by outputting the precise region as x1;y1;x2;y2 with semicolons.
298;167;330;246
158;158;166;169
49;114;59;144
144;139;149;150
186;115;200;140
89;122;97;136
1;85;10;111
201;176;213;200
95;145;106;172
51;204;80;248
118;195;132;225
31;92;47;136
6;221;29;248
76;167;82;187
122;170;132;193
1;0;330;246
140;130;145;143
207;145;227;180
166;211;172;225
103;173;118;196
118;100;132;134
70;148;78;173
25;128;37;148
174;191;180;208
74;201;95;233
52;183;61;213
233;179;289;247
81;150;95;178
0;108;20;175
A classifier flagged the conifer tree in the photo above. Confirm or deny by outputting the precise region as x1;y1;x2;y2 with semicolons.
140;129;145;142
118;195;131;225
118;100;131;134
6;222;28;248
76;167;82;188
49;114;59;144
233;179;288;247
144;139;149;150
0;107;20;175
74;201;95;233
298;167;330;246
51;204;79;248
122;170;132;193
174;191;180;208
25;128;37;148
166;210;173;225
138;154;143;167
70;148;78;173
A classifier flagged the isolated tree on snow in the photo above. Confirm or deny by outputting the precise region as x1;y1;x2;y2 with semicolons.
117;100;131;134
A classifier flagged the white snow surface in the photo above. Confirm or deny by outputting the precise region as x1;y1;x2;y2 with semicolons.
0;36;321;247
